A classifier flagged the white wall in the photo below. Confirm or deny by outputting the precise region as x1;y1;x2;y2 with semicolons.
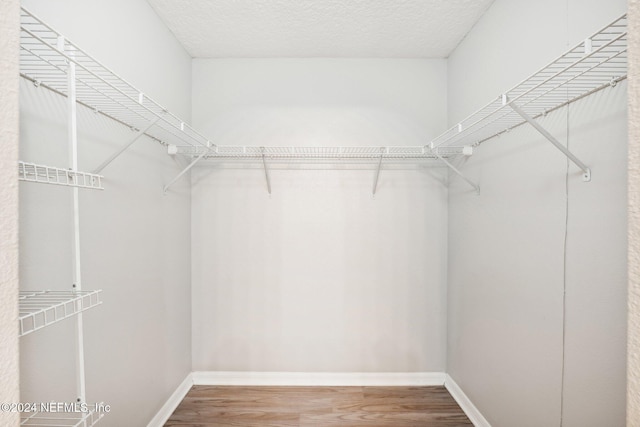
447;1;627;426
19;1;192;426
0;1;20;426
191;59;447;147
191;59;450;372
629;1;640;424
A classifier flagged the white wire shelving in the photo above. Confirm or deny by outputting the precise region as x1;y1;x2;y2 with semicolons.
19;290;102;337
19;8;110;419
18;4;469;190
19;6;627;190
430;14;627;151
169;15;627;166
18;162;104;190
171;145;471;161
19;7;212;152
20;406;104;427
165;15;626;192
18;4;469;165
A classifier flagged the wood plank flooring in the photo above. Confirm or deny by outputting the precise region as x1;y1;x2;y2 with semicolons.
165;385;473;427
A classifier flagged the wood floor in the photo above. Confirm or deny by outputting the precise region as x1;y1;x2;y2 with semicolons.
165;385;473;427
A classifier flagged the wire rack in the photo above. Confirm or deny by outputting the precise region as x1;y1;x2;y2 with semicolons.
18;162;104;189
20;406;104;427
430;14;627;149
19;7;626;183
172;145;470;161
19;290;103;337
19;6;470;165
19;7;211;151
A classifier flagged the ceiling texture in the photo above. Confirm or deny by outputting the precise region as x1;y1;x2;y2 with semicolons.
145;0;495;58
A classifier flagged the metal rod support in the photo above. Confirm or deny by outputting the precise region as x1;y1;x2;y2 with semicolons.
163;150;208;194
509;102;591;181
93;117;160;174
433;152;480;194
372;149;384;195
67;48;87;405
261;147;272;194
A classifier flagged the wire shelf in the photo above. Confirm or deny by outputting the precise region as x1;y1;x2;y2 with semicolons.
19;290;102;337
20;7;211;151
172;145;470;161
18;7;626;180
430;14;627;149
20;406;104;427
18;162;104;190
19;7;472;165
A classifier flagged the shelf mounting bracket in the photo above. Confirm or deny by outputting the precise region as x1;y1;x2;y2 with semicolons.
93;117;161;174
163;143;212;194
432;147;480;194
372;147;385;195
261;147;272;195
509;101;591;182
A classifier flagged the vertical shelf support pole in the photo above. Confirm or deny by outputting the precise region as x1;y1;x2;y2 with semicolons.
65;41;86;405
93;117;161;174
509;102;591;181
432;149;480;194
372;147;384;195
261;147;272;195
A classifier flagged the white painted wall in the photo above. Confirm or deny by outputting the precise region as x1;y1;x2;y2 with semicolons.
447;1;627;426
0;1;20;426
191;59;447;147
629;1;640;424
191;59;449;372
18;1;192;426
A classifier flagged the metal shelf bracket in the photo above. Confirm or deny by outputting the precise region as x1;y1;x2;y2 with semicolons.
93;117;161;174
372;147;385;195
431;144;480;194
261;147;272;195
509;101;592;182
163;141;212;194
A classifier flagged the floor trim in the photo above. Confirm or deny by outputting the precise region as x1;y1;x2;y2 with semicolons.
444;374;492;427
146;373;194;427
192;371;446;386
148;372;489;426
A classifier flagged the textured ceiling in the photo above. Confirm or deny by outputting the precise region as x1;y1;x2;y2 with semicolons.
145;0;495;58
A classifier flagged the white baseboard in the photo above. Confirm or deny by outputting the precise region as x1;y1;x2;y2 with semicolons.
192;371;446;386
146;373;194;427
148;371;488;427
444;374;492;427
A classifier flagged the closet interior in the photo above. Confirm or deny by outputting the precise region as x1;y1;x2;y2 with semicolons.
16;1;628;426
